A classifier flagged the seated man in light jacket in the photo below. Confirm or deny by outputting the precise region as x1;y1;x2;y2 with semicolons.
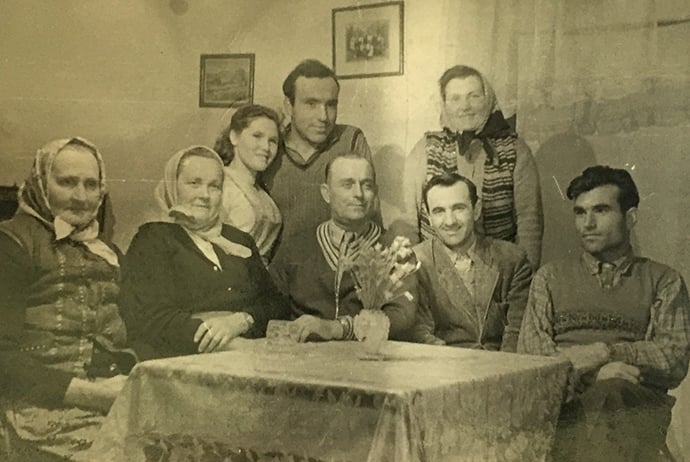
411;172;533;351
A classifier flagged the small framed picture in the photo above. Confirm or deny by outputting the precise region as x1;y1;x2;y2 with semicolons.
332;1;404;79
199;53;254;108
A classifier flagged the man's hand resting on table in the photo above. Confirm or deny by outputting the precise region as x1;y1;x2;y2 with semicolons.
596;361;641;384
558;342;610;375
293;315;342;342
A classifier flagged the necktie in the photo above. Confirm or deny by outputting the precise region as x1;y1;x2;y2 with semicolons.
600;262;616;288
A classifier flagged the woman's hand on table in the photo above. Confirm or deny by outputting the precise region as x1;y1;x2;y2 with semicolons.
194;312;254;353
64;374;128;414
293;315;342;342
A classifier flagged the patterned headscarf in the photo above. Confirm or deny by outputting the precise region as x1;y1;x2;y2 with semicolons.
154;145;251;258
17;137;119;267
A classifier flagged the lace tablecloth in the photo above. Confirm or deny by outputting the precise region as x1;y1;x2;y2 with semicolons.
89;340;570;461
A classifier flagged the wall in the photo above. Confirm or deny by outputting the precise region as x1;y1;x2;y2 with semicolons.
0;0;458;250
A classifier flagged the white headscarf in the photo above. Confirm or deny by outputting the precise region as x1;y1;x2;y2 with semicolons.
154;145;251;258
17;137;119;267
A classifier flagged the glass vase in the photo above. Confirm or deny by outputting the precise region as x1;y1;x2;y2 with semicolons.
353;309;390;356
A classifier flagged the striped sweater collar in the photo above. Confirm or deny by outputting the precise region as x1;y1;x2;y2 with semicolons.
316;220;382;272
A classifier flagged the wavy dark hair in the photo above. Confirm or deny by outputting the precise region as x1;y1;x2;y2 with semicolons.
214;104;282;167
566;165;639;212
282;59;339;105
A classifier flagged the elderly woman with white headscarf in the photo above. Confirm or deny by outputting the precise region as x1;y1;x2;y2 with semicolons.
0;137;136;461
119;146;288;359
399;65;543;269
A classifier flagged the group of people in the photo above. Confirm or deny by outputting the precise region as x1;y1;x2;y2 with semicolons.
0;58;688;462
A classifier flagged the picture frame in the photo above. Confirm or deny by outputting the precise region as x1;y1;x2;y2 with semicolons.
332;1;404;79
199;53;254;108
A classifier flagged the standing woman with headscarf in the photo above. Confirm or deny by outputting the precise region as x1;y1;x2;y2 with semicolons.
399;65;543;268
119;146;288;359
0;138;136;461
214;104;283;264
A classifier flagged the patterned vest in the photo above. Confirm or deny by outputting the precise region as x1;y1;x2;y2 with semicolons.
421;129;518;242
548;256;652;347
0;214;126;377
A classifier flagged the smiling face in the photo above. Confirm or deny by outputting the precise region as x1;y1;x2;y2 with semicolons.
230;116;279;174
321;156;376;229
176;155;223;225
426;181;481;252
47;144;102;227
286;76;338;147
442;75;490;132
573;184;635;260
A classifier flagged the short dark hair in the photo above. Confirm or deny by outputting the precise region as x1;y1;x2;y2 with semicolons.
282;59;339;104
214;104;282;166
566;165;639;212
439;65;484;101
422;173;479;210
323;153;376;183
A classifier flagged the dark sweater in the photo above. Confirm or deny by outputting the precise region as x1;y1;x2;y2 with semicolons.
120;222;289;358
269;227;417;339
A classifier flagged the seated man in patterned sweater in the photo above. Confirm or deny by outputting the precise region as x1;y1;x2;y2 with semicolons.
270;154;416;342
517;165;690;462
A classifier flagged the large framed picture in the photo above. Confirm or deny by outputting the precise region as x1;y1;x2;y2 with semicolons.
332;1;404;79
199;53;254;108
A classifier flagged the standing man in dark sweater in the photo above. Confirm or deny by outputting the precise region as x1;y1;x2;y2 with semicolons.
518;166;690;462
269;154;416;343
264;59;377;253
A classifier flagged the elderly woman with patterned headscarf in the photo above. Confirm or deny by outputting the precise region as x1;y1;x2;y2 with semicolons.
0;137;137;460
119;146;288;359
399;65;543;268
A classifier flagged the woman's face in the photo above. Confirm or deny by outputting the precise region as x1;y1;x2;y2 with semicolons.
442;75;489;132
176;155;223;224
230;117;279;174
47;145;101;227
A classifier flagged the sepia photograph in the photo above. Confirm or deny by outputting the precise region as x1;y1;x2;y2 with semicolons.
0;0;689;461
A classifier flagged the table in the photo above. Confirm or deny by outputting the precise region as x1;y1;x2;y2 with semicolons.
89;340;570;461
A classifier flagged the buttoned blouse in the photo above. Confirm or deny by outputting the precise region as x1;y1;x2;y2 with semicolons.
222;166;282;261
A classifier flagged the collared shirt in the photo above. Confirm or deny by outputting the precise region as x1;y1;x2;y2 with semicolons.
184;229;221;269
581;250;634;289
517;251;690;389
441;238;478;297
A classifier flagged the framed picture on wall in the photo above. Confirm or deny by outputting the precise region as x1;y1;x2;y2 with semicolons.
199;53;254;108
332;1;404;79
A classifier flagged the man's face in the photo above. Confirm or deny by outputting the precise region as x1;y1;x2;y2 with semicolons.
47;145;101;227
287;76;338;147
321;157;376;228
427;182;480;251
573;184;634;259
442;75;489;132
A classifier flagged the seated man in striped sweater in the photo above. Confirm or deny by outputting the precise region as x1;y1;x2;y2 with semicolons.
518;165;690;462
270;154;416;342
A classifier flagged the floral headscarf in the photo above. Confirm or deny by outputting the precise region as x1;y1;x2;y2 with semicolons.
154;145;251;258
17;137;119;267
